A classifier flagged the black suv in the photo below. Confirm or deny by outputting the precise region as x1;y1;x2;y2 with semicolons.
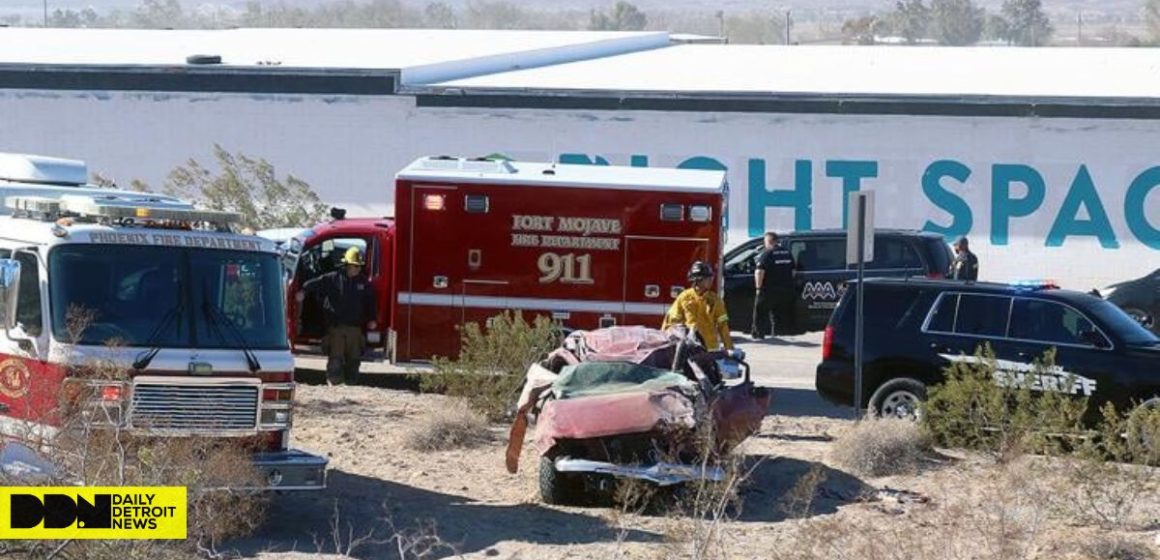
722;229;952;334
1098;268;1159;334
816;278;1160;420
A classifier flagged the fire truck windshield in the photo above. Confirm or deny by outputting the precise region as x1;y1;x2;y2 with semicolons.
48;244;288;350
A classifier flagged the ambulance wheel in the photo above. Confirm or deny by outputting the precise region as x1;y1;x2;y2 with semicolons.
539;456;582;506
869;378;926;421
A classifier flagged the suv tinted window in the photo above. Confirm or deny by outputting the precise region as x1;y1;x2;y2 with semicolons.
1010;298;1101;346
725;241;761;274
927;293;957;332
870;238;923;270
838;286;924;331
791;239;845;271
953;294;1011;337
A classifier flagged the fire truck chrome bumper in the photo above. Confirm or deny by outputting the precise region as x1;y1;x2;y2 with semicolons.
249;449;328;491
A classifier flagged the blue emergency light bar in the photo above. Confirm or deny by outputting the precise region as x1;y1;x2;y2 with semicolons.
1010;279;1060;290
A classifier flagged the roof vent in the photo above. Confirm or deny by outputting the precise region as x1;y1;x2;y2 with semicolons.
186;54;222;65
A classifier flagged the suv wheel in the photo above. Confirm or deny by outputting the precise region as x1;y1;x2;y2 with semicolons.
869;378;927;421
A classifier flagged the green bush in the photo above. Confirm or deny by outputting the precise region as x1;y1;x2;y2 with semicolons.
419;311;560;422
921;344;1088;461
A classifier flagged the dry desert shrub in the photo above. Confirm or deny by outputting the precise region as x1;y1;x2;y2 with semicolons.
421;311;560;422
829;418;932;477
403;408;492;451
1081;536;1157;560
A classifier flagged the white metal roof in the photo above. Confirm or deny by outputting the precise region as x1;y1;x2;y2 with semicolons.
427;44;1160;100
396;157;726;192
0;27;669;85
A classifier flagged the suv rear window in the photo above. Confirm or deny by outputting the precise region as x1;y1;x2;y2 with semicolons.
791;239;845;271
837;286;924;331
954;294;1011;337
921;237;953;277
870;238;923;270
926;293;1012;337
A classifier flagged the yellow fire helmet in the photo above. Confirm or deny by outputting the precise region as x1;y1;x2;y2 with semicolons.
341;246;365;266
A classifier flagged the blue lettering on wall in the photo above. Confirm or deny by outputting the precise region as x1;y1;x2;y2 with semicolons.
921;160;973;240
826;160;878;228
1126;166;1160;250
558;153;610;166
748;159;812;236
677;156;727;171
1046;165;1120;248
991;164;1046;246
557;152;1155;251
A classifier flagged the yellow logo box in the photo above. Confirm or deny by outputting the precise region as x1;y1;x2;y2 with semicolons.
0;487;187;540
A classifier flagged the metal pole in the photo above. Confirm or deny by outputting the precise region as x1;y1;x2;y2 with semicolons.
785;11;791;45
853;197;866;420
43;0;48;27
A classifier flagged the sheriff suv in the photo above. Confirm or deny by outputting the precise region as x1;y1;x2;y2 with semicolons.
815;278;1160;419
722;229;952;334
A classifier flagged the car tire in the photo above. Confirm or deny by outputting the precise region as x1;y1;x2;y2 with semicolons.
539;455;582;505
869;378;927;421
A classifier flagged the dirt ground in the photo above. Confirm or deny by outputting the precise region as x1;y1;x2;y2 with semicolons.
232;383;1160;560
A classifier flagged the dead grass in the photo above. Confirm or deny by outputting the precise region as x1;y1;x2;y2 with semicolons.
403;408;493;452
1081;536;1157;560
829;418;932;478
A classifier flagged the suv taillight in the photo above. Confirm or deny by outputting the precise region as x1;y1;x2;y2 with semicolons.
822;325;834;360
927;271;945;279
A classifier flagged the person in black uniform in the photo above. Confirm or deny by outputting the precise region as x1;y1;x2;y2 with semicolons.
949;236;980;281
752;232;797;339
298;247;378;385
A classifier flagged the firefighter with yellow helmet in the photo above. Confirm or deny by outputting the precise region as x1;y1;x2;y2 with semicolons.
299;246;378;385
662;261;734;351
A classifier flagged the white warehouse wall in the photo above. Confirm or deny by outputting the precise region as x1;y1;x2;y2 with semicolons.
0;88;1157;291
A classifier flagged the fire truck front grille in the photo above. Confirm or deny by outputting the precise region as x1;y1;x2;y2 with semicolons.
130;383;259;432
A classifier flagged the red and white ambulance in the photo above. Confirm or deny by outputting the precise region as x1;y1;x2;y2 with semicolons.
0;153;326;489
286;156;728;363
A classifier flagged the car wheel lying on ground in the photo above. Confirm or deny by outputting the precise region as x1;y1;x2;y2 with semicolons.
505;326;771;506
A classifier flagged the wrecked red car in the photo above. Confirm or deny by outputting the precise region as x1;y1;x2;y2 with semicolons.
505;326;771;505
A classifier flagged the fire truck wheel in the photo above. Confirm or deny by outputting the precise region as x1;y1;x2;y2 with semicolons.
539;455;582;505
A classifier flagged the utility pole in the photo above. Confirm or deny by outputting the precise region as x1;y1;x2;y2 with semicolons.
43;0;48;27
785;10;792;45
1077;12;1083;46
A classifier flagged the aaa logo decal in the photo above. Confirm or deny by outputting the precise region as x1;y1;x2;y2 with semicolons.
0;358;30;399
801;282;847;301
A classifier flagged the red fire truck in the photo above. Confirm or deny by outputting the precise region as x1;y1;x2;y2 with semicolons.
286;156;728;363
0;153;326;489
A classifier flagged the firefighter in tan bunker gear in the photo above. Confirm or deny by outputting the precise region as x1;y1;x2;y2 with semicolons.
300;247;377;385
662;261;734;351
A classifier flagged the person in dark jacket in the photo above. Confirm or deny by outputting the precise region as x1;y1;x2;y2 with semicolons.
752;232;797;339
949;237;980;281
299;247;377;385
